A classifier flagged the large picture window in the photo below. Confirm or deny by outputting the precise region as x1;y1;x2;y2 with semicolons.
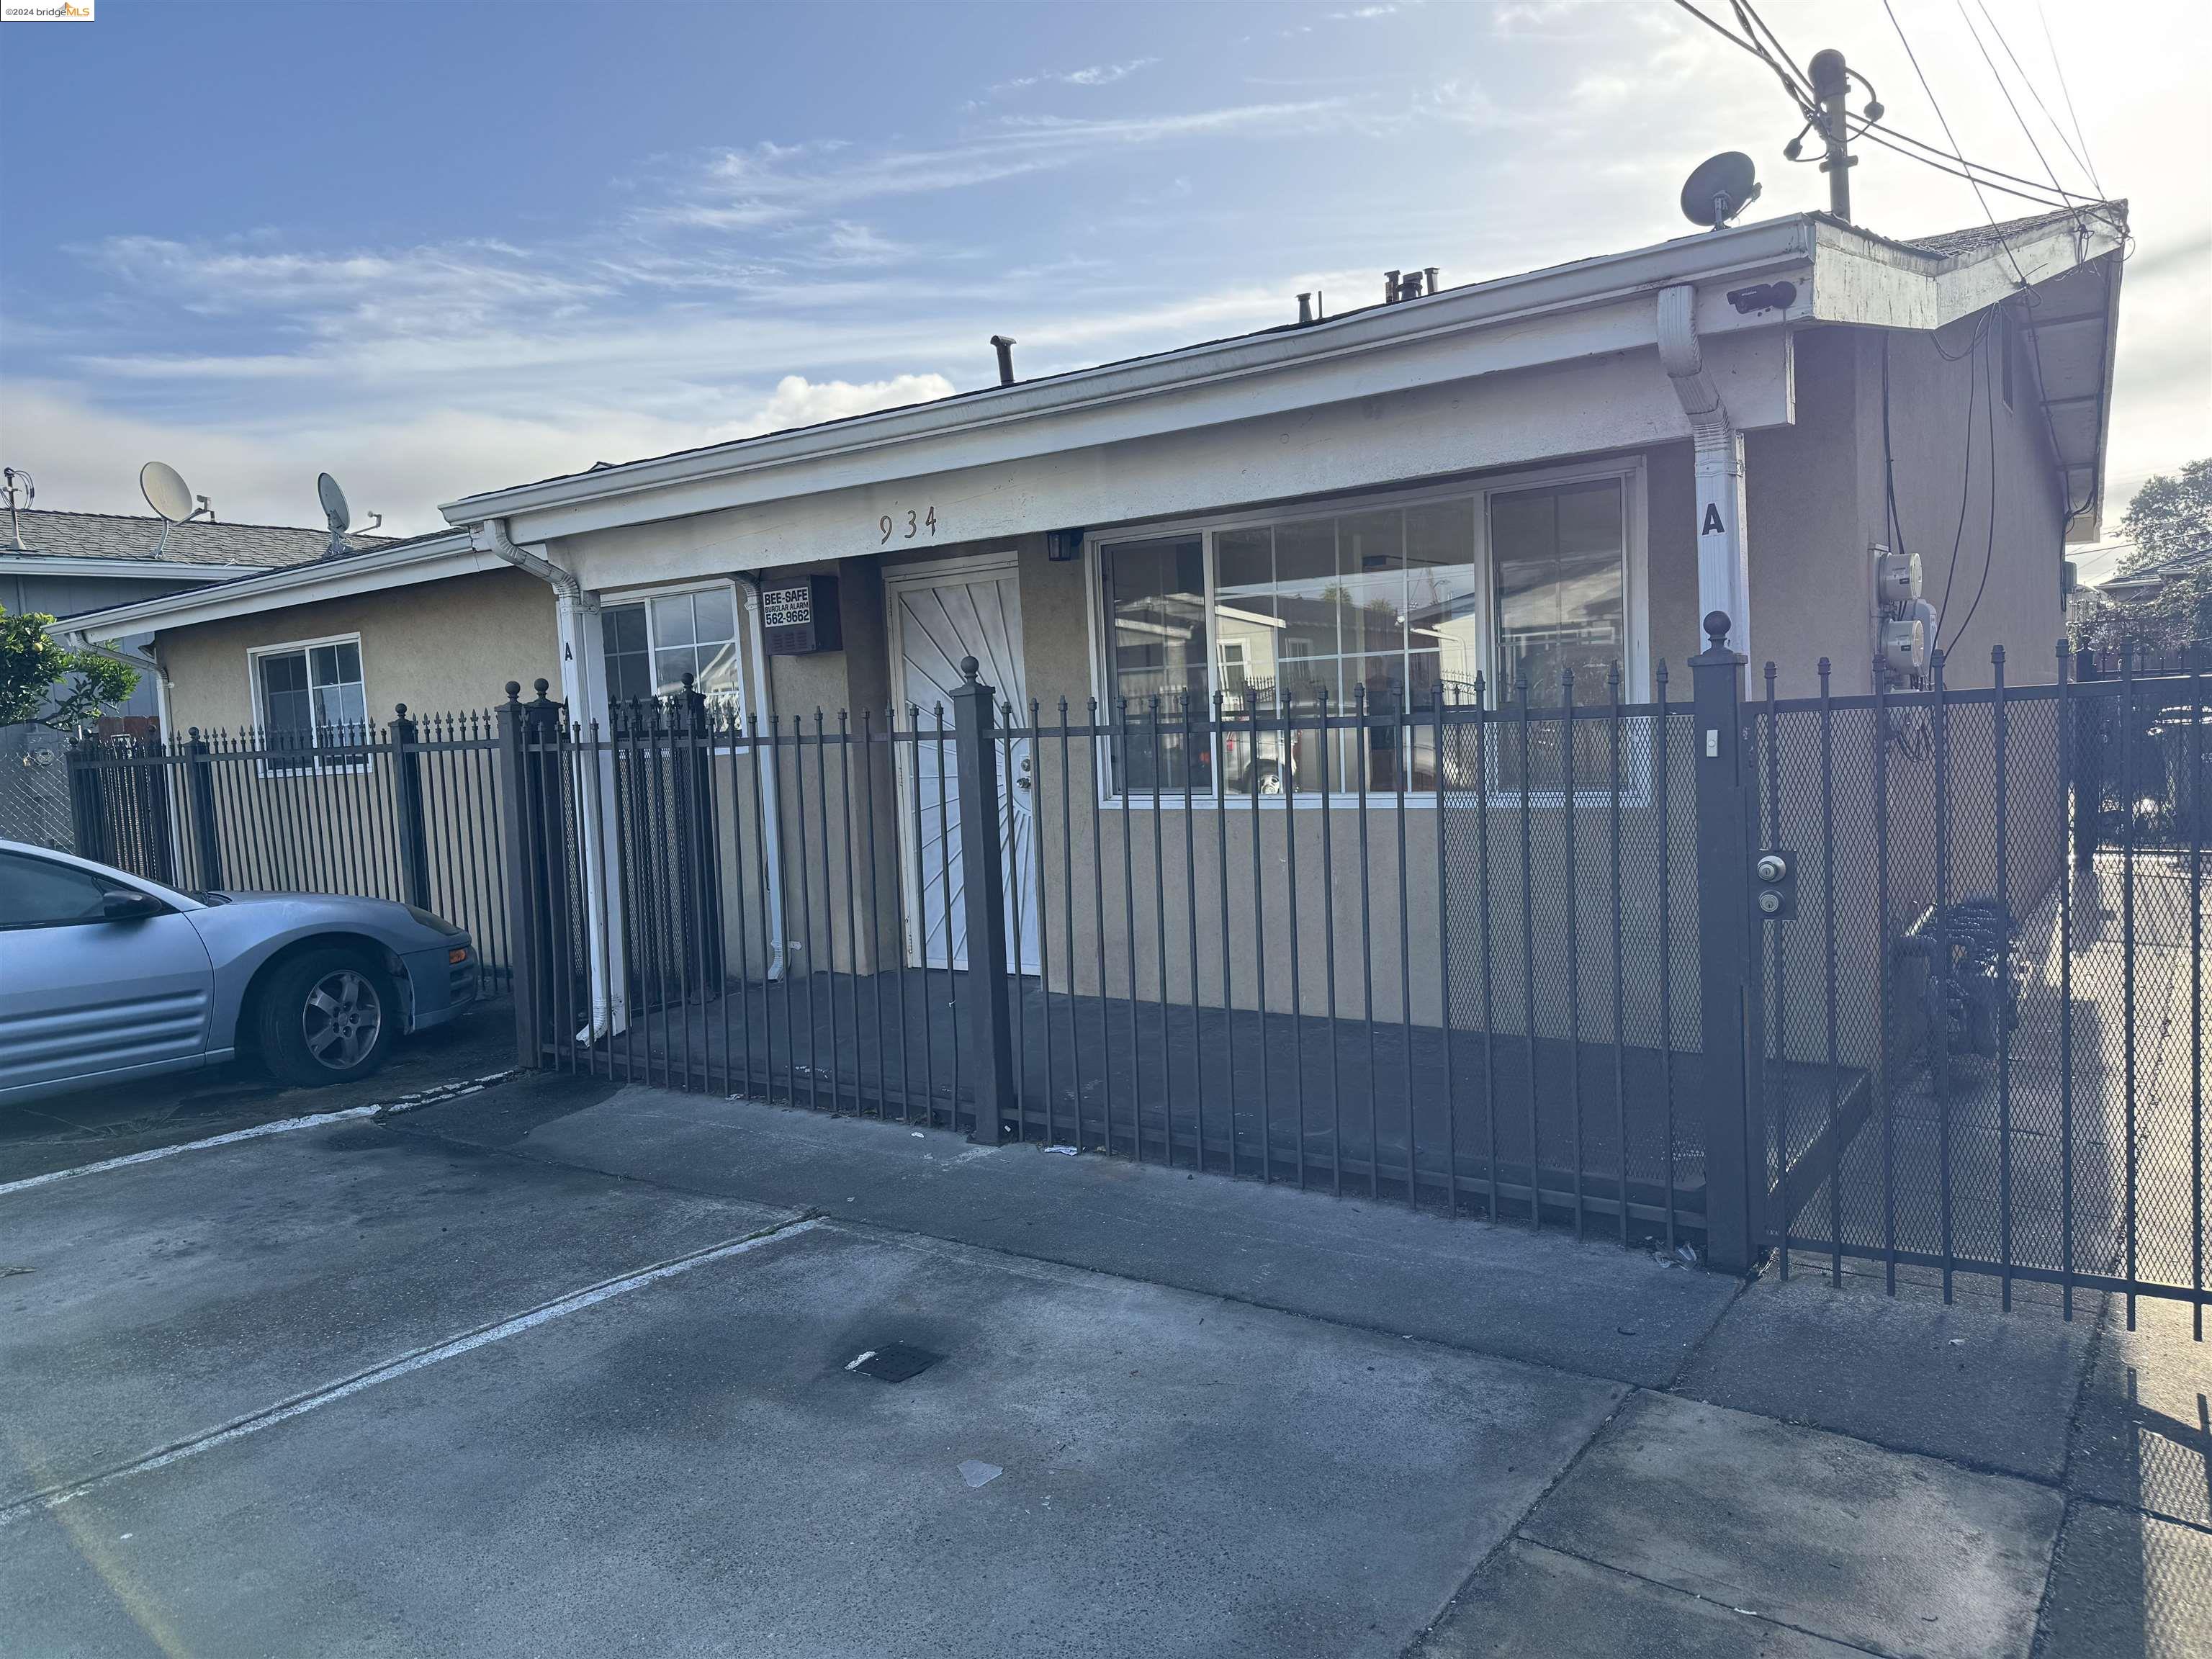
252;637;367;772
1092;464;1640;801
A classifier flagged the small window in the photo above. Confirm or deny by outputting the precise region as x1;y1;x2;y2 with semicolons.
0;851;113;929
601;601;653;706
255;639;366;771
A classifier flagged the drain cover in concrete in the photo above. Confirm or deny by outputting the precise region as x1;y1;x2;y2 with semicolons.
845;1343;943;1382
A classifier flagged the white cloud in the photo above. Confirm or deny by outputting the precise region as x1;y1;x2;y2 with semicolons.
989;58;1159;95
1;374;953;538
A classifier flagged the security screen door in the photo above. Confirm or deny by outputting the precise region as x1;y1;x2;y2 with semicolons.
889;559;1040;974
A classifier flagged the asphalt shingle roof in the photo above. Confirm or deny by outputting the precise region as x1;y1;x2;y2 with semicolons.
2;509;387;569
1891;202;2121;260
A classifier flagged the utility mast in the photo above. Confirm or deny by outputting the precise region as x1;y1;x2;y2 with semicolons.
1809;48;1857;220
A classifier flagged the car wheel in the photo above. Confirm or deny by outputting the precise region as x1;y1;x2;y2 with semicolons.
256;948;397;1087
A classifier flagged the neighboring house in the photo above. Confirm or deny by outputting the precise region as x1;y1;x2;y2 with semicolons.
3;507;382;845
62;202;2124;984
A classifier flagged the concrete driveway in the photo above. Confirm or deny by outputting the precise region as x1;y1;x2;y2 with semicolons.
0;998;515;1187
0;1076;2200;1657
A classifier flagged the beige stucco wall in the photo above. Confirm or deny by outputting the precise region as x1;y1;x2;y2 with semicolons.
1747;319;2069;697
152;567;560;737
682;442;1706;1038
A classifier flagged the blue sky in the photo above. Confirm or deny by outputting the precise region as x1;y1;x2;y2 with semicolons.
3;0;2205;538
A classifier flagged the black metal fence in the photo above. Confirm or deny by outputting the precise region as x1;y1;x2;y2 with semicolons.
498;624;2204;1328
66;711;513;986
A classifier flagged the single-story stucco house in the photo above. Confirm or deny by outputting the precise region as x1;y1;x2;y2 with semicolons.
59;202;2124;1034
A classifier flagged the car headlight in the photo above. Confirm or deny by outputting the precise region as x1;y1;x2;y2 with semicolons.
405;905;465;937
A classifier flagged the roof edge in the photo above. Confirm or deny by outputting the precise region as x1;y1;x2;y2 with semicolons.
55;529;486;639
438;214;1823;527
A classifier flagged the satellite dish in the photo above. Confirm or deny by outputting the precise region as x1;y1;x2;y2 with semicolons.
316;472;351;557
140;462;194;555
1680;151;1761;230
317;472;351;533
141;461;194;522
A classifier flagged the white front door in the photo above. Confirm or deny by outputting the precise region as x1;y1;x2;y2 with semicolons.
889;559;1039;974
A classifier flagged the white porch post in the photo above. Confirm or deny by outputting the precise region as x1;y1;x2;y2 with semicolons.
1658;284;1752;657
554;587;629;1040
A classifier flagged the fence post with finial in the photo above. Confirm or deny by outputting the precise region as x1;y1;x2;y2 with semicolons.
184;726;224;892
1691;610;1764;1272
949;655;1015;1144
390;702;433;911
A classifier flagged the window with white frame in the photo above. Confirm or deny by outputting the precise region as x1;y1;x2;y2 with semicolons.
253;637;367;770
599;585;745;715
1092;466;1638;800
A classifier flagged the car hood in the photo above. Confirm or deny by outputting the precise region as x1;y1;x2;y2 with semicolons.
194;889;413;920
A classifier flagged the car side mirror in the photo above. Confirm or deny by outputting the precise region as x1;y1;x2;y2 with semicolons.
102;890;168;922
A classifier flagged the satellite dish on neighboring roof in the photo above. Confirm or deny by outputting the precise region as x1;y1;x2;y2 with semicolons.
1680;151;1761;230
317;471;351;532
316;471;351;557
140;461;194;555
141;461;194;523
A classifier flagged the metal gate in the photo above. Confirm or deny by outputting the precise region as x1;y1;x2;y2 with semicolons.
501;624;2205;1331
1754;644;2205;1330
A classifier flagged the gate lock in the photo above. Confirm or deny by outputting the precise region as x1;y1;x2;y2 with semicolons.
1754;850;1797;921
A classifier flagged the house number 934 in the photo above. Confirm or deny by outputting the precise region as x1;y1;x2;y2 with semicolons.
879;506;938;545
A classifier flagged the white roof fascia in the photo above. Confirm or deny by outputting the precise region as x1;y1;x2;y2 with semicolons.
0;554;269;581
2074;251;2123;543
55;531;492;642
1804;212;2124;331
441;217;1824;536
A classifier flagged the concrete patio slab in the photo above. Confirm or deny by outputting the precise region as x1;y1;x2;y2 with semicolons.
1673;1267;2100;1480
2067;1294;2212;1529
0;1220;1624;1659
1415;1538;1871;1658
0;1115;797;1508
398;1081;1738;1386
1520;1391;2064;1659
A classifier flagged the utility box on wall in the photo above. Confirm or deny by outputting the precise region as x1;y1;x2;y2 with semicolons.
760;575;841;655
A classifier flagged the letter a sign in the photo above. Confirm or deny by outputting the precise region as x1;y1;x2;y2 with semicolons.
1701;502;1726;536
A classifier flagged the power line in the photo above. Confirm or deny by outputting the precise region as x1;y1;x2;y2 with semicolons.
1973;0;2097;192
1731;0;1812;98
1858;113;2098;204
1669;0;1812;112
1944;331;2004;650
1856;127;2081;211
1880;0;2025;283
2033;0;2104;197
1954;0;2074;207
1673;0;2103;219
1932;320;1985;641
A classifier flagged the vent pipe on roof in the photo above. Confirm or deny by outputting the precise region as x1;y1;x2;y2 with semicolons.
989;335;1017;387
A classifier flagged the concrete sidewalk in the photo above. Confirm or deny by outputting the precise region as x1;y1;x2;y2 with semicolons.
0;1073;2201;1656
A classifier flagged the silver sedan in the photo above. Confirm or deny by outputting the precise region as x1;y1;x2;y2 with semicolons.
0;837;480;1106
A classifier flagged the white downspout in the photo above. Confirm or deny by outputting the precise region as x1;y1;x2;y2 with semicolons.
471;518;628;1040
732;575;788;979
1658;283;1752;659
